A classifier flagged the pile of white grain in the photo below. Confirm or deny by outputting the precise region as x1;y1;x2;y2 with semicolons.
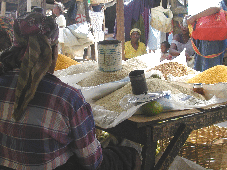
94;78;205;113
77;57;148;87
54;60;98;77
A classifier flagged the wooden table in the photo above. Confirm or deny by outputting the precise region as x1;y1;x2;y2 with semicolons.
97;101;227;170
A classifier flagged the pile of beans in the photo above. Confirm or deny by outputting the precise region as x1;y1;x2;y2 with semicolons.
147;62;197;80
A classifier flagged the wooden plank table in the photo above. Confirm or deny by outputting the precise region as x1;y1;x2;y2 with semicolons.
97;101;227;170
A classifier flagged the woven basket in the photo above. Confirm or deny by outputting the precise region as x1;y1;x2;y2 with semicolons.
159;125;227;169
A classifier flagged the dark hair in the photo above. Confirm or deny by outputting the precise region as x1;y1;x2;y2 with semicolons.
161;41;170;49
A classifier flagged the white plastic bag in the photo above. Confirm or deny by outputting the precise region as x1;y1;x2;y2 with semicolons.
150;6;173;33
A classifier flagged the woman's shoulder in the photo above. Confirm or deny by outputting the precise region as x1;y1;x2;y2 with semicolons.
139;41;145;45
139;41;146;48
125;41;132;47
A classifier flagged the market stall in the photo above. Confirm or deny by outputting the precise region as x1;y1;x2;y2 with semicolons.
54;50;227;170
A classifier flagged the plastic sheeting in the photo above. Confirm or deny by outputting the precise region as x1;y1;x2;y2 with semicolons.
57;51;227;129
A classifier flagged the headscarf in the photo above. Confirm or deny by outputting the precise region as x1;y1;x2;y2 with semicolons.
54;2;65;14
0;12;58;121
130;28;141;36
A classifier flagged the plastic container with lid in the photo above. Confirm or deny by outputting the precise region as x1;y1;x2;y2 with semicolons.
129;70;148;95
193;83;205;95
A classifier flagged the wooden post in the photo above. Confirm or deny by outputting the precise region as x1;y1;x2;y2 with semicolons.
41;0;46;14
1;0;6;16
116;0;125;60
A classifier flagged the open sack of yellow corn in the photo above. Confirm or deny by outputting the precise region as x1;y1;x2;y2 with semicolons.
54;54;80;71
169;65;227;100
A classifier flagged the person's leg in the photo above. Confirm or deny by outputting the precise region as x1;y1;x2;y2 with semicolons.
0;165;14;170
98;146;141;170
54;146;141;170
54;155;86;170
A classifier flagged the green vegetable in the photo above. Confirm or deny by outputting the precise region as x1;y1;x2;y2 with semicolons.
141;101;163;116
151;74;161;79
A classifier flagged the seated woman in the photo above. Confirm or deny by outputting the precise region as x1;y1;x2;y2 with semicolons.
124;28;147;60
0;12;141;170
160;41;172;62
169;17;195;68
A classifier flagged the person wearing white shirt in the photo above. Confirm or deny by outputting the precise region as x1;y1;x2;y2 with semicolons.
53;2;66;54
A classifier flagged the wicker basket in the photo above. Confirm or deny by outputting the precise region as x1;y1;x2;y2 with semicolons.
159;125;227;169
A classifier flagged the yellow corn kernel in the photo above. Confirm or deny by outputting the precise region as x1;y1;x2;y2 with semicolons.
55;54;80;71
186;65;227;84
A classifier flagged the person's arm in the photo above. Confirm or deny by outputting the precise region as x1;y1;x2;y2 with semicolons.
187;7;221;25
69;91;103;170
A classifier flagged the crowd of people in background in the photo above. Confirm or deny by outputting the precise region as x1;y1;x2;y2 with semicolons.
126;0;227;72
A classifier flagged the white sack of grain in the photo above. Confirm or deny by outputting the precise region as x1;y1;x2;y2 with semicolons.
59;71;93;87
58;71;130;102
91;102;144;129
137;49;188;70
92;93;227;129
81;77;130;102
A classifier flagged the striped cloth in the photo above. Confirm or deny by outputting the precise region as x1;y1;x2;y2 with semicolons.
0;70;102;170
0;16;14;43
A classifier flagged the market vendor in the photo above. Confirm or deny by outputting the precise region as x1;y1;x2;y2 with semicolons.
169;16;195;68
0;12;141;170
124;28;147;60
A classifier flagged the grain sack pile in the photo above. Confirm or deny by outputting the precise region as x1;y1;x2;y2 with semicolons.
77;57;148;87
54;60;98;77
94;78;205;113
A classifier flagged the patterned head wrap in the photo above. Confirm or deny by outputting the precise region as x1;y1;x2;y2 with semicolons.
0;12;58;121
130;28;141;36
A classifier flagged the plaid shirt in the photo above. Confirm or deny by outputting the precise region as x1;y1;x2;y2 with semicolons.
0;70;102;170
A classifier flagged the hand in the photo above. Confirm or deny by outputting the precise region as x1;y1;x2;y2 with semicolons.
186;56;192;61
187;16;197;25
185;52;192;61
167;55;172;60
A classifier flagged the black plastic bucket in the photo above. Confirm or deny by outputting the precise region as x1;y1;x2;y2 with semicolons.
129;70;148;95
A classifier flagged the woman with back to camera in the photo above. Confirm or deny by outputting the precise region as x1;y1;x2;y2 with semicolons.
0;11;141;170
